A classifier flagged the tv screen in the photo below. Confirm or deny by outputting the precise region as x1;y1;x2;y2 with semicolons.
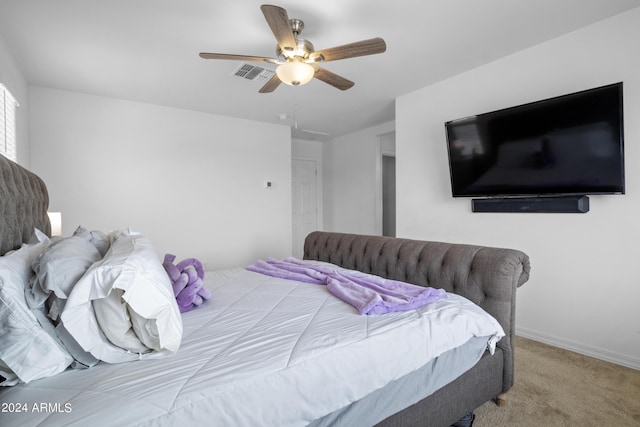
445;82;625;198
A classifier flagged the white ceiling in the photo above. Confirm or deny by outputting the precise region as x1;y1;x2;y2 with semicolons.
1;0;639;140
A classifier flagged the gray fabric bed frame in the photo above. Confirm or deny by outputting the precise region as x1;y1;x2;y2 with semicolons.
1;153;531;426
0;155;51;254
304;231;530;426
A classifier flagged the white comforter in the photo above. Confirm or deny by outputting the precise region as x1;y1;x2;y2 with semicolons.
1;267;504;427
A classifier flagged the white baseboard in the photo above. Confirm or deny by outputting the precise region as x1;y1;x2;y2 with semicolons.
516;327;640;371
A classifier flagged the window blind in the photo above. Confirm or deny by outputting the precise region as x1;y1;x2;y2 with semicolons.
0;83;18;161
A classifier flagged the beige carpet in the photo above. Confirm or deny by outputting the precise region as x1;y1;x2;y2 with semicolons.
473;336;640;427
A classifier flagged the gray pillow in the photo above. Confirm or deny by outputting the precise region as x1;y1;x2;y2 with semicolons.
74;226;110;257
27;235;102;319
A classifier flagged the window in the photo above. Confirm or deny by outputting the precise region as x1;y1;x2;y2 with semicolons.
0;83;18;161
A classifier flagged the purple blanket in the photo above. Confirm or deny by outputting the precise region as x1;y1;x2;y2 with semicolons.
246;257;446;315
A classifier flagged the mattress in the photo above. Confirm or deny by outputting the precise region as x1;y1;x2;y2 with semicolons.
0;267;504;427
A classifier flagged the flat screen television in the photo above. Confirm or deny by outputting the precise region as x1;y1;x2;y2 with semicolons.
445;82;625;198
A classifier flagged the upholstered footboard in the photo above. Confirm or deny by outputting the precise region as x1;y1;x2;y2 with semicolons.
303;231;530;426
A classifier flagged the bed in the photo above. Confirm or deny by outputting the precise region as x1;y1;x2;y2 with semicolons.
0;153;531;426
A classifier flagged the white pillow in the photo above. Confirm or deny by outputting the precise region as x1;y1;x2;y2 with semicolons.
0;230;73;385
60;228;182;363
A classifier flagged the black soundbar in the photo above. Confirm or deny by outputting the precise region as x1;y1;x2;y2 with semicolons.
471;196;590;213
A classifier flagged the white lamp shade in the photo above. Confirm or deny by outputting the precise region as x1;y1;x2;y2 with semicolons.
47;212;62;236
276;61;315;86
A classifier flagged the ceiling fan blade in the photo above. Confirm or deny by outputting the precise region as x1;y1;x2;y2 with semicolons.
259;74;282;93
260;5;297;53
312;66;354;91
199;52;279;64
311;38;386;62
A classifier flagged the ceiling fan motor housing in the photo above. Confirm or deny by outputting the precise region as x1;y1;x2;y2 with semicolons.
277;38;315;61
276;19;315;61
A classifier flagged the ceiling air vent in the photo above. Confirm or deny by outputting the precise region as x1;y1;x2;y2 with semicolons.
231;63;275;83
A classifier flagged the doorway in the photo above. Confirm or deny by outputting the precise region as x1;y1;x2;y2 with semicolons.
379;131;396;237
382;155;396;237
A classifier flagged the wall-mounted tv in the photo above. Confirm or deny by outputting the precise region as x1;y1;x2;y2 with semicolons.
445;82;625;198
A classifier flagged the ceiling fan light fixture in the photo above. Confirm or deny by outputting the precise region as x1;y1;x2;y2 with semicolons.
276;61;314;86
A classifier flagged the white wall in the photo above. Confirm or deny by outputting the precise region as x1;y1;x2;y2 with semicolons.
323;120;394;234
30;87;292;269
396;8;640;369
292;138;323;160
0;34;29;166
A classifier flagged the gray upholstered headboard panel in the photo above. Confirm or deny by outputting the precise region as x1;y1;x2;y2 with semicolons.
0;154;51;256
303;231;530;392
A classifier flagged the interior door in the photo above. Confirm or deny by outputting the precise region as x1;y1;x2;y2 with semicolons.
292;159;318;258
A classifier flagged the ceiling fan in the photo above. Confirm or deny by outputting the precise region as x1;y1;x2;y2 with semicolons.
199;4;386;93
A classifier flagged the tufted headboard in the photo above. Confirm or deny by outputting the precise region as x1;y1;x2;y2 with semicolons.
303;230;530;392
0;154;51;256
